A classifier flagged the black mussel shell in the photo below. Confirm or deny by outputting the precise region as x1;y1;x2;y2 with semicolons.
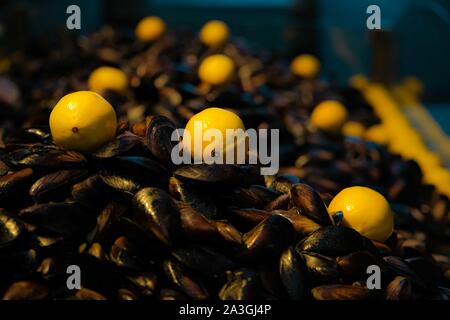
19;202;94;235
174;164;263;187
297;226;371;258
0;168;34;203
132;187;180;246
0;209;23;247
93;132;143;159
279;247;309;300
243;214;295;261
290;183;332;225
163;260;209;300
145;115;178;166
2;281;49;300
29;169;87;202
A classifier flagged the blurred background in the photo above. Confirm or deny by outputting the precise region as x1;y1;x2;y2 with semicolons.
0;0;449;134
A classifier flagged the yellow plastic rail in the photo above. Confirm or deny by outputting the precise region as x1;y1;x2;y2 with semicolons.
359;82;450;198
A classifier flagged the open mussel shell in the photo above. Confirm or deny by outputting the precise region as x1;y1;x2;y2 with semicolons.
311;284;372;300
0;209;23;247
145;115;178;167
163;260;209;300
132;187;181;246
242;214;295;261
297;225;376;258
19;202;95;236
29;169;87;202
219;269;261;300
174;164;263;187
290;183;332;225
279;247;309;300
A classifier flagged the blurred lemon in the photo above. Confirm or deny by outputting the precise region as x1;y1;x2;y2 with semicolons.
184;107;245;161
349;74;368;90
290;54;320;79
135;16;166;42
328;186;394;242
364;124;388;145
88;66;128;94
49;91;117;153
198;54;235;86
310;100;348;133
342;121;365;138
199;20;229;48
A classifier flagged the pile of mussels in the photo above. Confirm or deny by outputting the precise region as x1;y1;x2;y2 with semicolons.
0;26;449;300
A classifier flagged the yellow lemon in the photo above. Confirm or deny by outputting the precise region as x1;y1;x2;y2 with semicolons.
88;66;128;94
310;100;348;133
365;124;388;145
135;16;166;42
199;20;229;48
49;91;117;153
290;54;320;79
342;121;365;138
184;107;245;161
328;186;394;242
349;74;368;89
198;54;235;86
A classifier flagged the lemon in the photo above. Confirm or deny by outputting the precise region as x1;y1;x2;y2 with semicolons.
349;74;368;89
342;121;365;138
199;20;229;48
49;91;117;153
184;107;245;161
198;54;235;86
364;124;388;145
135;16;166;42
310;100;348;133
290;54;320;79
328;186;394;242
88;66;128;94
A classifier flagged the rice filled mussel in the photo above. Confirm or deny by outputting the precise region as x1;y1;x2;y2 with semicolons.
0;18;449;300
